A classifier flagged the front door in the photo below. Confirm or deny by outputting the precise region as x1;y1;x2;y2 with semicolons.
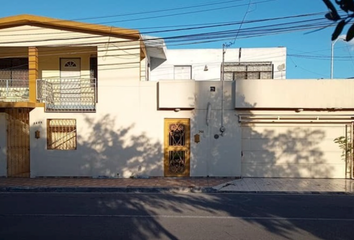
60;58;81;104
164;118;190;177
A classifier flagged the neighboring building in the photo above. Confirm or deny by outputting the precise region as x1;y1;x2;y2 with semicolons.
149;48;286;81
0;15;352;179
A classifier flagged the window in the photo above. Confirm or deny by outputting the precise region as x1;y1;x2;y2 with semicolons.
223;62;273;80
47;119;77;150
174;65;192;79
64;61;77;68
0;58;28;87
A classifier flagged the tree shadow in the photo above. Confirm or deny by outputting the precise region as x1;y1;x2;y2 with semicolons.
78;114;163;178
235;91;337;178
26;80;346;239
242;126;333;178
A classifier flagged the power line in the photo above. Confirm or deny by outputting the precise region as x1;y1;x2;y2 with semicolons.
71;0;243;22
0;15;330;48
94;0;276;25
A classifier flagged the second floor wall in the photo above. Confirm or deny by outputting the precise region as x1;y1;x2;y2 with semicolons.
149;47;287;81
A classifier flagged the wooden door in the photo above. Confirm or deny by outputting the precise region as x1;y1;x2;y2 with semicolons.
164;119;190;177
6;108;30;178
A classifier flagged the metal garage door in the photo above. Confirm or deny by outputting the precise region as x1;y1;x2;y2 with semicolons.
241;124;347;178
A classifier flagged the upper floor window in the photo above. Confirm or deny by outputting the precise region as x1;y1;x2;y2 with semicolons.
64;61;77;68
174;65;192;80
0;58;28;81
223;62;273;80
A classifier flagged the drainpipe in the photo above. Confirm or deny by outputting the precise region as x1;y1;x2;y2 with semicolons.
350;122;354;179
220;44;226;136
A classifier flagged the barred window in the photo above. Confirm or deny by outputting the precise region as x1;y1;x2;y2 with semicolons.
47;119;77;150
223;62;273;80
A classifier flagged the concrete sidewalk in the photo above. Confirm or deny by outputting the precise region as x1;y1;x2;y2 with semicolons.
213;178;354;194
0;177;353;193
0;177;234;193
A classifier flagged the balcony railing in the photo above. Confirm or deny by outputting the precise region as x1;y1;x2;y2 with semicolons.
0;79;29;102
37;78;97;112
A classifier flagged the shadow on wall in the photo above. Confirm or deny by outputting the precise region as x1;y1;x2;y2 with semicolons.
78;85;333;178
31;83;335;179
236;93;334;178
78;114;163;178
242;126;332;178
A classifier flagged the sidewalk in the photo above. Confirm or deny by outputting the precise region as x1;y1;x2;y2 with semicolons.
213;178;354;194
0;177;234;193
0;177;353;194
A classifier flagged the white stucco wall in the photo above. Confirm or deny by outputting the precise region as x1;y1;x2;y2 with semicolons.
97;41;141;82
29;79;352;179
6;23;344;178
241;124;345;178
30;81;241;178
236;79;354;109
150;47;287;81
0;26;128;47
0;113;7;177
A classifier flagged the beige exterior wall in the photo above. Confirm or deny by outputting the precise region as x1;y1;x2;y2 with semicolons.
158;80;196;109
236;79;354;109
9;25;350;179
30;81;241;178
97;41;141;82
29;79;352;179
0;47;28;58
38;47;95;79
241;124;346;178
0;25;142;82
0;113;7;177
0;26;125;47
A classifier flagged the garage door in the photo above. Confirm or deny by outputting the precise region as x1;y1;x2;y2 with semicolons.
241;124;347;178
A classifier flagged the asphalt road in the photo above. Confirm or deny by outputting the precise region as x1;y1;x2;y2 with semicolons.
0;192;353;240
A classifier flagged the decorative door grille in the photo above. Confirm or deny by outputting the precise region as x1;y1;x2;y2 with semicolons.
164;119;190;177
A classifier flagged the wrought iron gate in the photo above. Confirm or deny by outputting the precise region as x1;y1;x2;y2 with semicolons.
164;119;190;177
5;108;30;178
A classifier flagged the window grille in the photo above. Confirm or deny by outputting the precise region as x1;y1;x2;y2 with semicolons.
64;61;77;68
47;119;77;150
223;62;273;80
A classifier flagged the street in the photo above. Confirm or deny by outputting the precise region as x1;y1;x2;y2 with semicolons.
0;192;353;239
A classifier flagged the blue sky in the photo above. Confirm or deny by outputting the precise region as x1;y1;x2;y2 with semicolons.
1;0;352;79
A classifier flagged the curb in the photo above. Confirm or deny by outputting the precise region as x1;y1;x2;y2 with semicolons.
0;187;353;195
0;186;218;193
215;190;354;195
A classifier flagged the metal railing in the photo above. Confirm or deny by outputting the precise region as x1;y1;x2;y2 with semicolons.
0;79;29;102
37;78;97;112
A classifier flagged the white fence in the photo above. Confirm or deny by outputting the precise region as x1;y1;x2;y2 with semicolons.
0;79;29;102
37;78;97;112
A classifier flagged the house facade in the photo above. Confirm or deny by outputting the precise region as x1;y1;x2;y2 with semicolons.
149;47;287;81
0;15;352;179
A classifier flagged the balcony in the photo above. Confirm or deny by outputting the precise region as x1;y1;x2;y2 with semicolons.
37;78;97;112
0;79;29;102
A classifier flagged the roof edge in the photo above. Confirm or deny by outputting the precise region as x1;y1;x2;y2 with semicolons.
0;14;141;40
